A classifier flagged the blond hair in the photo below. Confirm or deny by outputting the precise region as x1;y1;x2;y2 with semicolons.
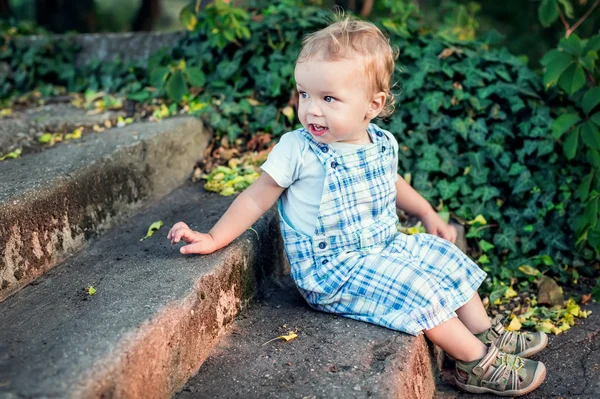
297;17;397;117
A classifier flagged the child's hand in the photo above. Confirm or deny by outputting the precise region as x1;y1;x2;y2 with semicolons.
421;211;457;244
167;221;218;255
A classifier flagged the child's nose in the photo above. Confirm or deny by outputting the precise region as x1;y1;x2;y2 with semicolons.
307;100;322;116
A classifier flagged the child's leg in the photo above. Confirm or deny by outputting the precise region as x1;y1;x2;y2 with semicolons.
427;317;547;395
455;292;491;335
424;317;487;361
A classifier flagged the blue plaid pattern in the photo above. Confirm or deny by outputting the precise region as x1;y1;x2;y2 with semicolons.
278;123;487;335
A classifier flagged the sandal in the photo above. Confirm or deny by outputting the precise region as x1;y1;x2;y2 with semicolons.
476;318;548;358
455;343;546;396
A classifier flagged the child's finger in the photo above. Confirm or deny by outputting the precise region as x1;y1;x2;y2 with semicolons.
180;241;209;255
172;228;189;244
168;222;189;239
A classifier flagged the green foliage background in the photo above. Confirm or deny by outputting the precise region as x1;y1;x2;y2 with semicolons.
1;0;599;296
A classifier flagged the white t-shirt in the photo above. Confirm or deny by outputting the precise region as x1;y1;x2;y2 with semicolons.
261;127;399;236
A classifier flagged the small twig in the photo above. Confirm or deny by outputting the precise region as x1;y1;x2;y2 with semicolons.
476;224;499;232
557;7;570;32
566;0;599;38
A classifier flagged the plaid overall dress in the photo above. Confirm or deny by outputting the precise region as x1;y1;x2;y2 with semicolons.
278;124;487;335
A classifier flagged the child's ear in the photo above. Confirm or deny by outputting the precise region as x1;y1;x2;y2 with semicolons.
366;91;386;119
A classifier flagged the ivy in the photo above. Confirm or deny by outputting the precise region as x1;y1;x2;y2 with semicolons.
1;0;598;288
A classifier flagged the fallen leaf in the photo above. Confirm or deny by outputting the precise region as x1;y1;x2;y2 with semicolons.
506;317;522;331
279;332;298;341
262;331;298;346
0;147;22;161
87;286;97;295
581;293;592;304
140;220;164;241
537;276;564;307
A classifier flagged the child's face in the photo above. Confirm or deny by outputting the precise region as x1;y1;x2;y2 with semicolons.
294;55;383;144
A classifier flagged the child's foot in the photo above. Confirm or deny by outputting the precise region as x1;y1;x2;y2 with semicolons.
455;344;546;397
476;319;548;358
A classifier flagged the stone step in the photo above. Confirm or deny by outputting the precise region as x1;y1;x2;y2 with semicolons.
0;115;208;301
177;278;442;399
0;184;285;398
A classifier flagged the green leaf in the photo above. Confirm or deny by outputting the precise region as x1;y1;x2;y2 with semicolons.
584;34;600;53
582;88;600;115
558;63;586;95
584;197;599;229
437;180;460;200
542;50;572;88
179;5;198;31
494;229;517;252
166;70;188;102
141;220;163;241
579;52;597;71
577;172;593;201
581;121;600;150
539;254;554;265
512;170;534;195
563;127;580;159
556;0;574;18
150;67;169;88
38;133;53;144
0;147;22;161
185;67;206;87
588;149;600;168
552;113;581;139
479;239;495;252
592;112;600;126
538;0;559;27
559;34;583;56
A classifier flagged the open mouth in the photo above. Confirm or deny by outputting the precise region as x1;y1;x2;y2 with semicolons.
309;123;328;136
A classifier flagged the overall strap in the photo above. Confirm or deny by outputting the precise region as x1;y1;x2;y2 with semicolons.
298;128;336;166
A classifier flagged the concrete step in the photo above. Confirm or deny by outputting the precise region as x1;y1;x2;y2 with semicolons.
0;184;285;398
177;278;441;399
0;115;208;301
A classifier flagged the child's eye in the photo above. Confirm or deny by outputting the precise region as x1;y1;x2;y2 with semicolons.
299;91;308;99
324;96;335;103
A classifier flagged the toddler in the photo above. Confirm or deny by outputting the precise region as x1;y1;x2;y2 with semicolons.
168;18;548;396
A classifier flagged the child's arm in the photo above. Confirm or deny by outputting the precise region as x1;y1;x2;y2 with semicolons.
394;174;457;243
168;172;285;254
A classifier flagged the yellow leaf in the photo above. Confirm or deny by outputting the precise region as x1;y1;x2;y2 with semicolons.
87;286;97;295
558;322;571;331
247;98;260;106
566;298;580;316
282;106;295;123
140;220;163;241
463;166;471;176
518;265;540;276
467;214;487;225
536;320;555;334
220;186;235;196
504;287;518;299
66;127;83;140
563;313;575;326
278;332;298;342
0;108;12;117
403;173;412;186
506;317;522;331
262;331;298;346
551;327;563;335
